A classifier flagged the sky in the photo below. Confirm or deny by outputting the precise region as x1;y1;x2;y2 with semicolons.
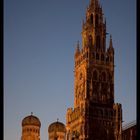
4;0;136;140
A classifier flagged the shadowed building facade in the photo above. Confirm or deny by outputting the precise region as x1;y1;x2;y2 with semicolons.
122;121;136;140
66;0;122;139
21;113;41;140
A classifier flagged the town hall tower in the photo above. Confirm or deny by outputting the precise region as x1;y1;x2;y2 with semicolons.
66;0;122;139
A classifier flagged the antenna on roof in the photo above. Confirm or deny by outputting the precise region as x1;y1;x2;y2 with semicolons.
31;112;33;115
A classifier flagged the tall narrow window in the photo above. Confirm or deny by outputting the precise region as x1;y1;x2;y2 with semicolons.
110;56;113;62
96;36;100;48
89;35;92;46
101;54;104;61
106;56;109;62
90;14;93;24
103;37;105;50
96;53;99;60
95;14;99;27
93;70;98;80
102;72;106;81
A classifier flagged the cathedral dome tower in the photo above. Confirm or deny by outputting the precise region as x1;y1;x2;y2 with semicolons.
48;120;66;140
21;113;41;140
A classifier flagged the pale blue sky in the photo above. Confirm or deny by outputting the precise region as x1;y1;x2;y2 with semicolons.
4;0;136;140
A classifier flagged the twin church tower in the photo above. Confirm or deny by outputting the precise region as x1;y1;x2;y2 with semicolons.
21;0;122;139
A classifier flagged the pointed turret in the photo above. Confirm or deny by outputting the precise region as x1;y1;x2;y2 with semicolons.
105;18;106;28
107;35;114;64
82;19;85;29
75;41;80;58
76;41;80;52
90;0;95;6
81;0;106;52
90;0;99;8
108;35;114;54
109;35;113;47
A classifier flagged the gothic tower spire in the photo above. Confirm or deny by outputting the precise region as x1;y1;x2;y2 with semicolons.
82;0;106;52
66;0;122;139
109;35;113;48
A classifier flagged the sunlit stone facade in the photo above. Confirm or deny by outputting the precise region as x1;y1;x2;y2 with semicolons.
21;114;41;140
66;0;122;139
48;121;66;140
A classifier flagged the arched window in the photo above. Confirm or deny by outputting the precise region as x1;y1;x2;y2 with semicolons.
105;110;108;117
90;14;93;24
92;52;95;59
101;54;104;61
108;73;112;81
89;35;92;46
93;70;98;80
95;14;99;27
87;52;88;58
96;36;100;48
101;110;103;116
96;53;99;60
110;111;113;117
99;110;103;116
102;72;106;81
106;56;109;62
110;56;114;62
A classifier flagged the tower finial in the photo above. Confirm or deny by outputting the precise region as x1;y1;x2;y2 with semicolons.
105;17;106;25
75;41;80;57
31;112;33;115
77;40;79;47
90;0;99;5
110;34;112;44
82;19;84;28
76;40;80;50
110;34;112;40
90;0;95;6
57;118;59;122
109;34;113;49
